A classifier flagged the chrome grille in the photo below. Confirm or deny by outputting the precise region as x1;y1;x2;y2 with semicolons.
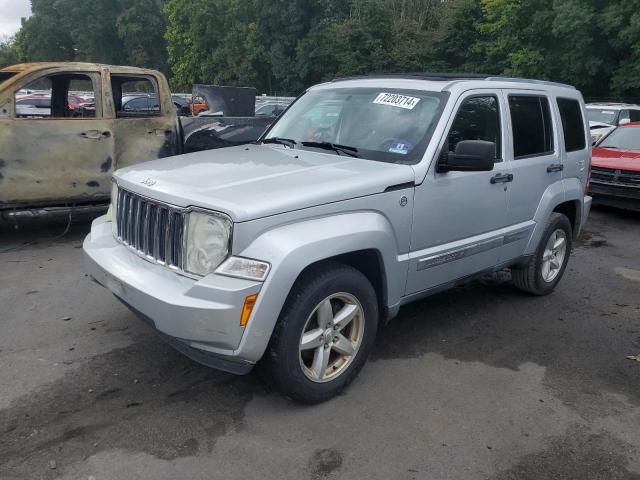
591;167;640;186
115;188;185;268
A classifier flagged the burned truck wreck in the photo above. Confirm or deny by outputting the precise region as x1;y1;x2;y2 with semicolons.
0;62;281;224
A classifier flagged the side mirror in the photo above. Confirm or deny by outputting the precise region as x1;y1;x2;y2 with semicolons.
619;118;631;126
437;140;496;173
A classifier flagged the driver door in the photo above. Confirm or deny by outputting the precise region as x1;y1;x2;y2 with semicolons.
405;91;511;295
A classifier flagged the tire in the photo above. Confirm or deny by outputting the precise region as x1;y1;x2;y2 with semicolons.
259;261;379;404
512;212;573;295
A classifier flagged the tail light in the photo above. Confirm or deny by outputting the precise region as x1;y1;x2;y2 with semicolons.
585;161;592;195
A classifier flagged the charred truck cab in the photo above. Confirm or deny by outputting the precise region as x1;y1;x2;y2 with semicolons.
0;63;180;222
0;63;279;225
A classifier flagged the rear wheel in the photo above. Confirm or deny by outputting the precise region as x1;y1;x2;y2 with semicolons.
260;262;378;403
512;212;572;295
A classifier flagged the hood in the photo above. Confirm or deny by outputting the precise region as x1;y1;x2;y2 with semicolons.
114;145;415;222
592;147;640;171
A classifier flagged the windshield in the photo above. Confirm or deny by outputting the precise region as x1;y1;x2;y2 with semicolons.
599;126;640;150
264;87;447;163
587;108;618;125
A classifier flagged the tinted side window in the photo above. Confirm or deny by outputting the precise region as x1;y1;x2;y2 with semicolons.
630;110;640;122
447;95;501;160
557;98;586;152
509;95;553;158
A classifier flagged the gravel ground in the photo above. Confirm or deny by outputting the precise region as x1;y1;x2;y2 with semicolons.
1;206;639;480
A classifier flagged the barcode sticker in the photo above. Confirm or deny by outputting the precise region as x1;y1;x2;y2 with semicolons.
373;93;420;110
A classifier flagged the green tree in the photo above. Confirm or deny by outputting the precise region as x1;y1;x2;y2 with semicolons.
601;0;640;97
15;0;75;62
14;0;169;71
117;0;169;71
0;38;19;68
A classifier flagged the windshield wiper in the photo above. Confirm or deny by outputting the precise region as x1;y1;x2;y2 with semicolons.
301;141;359;157
262;137;297;148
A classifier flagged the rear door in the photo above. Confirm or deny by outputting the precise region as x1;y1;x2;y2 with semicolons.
0;69;115;207
107;72;178;169
556;96;589;189
499;90;561;262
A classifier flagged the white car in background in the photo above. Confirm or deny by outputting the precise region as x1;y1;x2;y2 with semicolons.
587;103;640;144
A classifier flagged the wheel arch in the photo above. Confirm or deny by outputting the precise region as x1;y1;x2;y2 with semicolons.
296;249;388;323
233;211;406;362
553;199;581;239
524;179;584;254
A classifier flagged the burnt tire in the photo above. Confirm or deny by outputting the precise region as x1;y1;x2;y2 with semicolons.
512;212;572;296
259;261;379;404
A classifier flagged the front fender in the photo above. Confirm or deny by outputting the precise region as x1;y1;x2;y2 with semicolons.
233;211;405;362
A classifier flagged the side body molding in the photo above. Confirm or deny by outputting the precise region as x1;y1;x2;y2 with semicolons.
234;211;407;362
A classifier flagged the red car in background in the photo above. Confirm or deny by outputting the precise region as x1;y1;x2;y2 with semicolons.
190;95;209;115
589;122;640;211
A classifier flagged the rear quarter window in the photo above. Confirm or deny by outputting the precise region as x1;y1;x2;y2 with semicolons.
557;98;586;152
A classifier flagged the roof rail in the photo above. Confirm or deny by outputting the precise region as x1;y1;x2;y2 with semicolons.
484;76;575;89
332;72;492;82
331;72;576;89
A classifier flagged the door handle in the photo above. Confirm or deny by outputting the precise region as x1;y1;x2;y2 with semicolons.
148;129;172;137
80;130;110;139
490;173;514;184
547;163;564;173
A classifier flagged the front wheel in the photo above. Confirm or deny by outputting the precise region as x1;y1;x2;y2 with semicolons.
512;212;572;295
259;262;379;403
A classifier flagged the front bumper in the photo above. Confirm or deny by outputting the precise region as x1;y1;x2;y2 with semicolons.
83;216;262;374
589;181;640;211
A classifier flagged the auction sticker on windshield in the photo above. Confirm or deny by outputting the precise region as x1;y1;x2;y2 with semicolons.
373;93;421;110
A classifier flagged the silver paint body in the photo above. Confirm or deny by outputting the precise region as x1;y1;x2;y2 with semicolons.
84;77;593;372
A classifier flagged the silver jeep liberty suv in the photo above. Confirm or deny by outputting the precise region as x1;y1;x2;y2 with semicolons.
84;73;592;403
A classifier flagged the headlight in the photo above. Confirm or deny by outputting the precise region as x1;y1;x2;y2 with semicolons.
216;257;270;281
185;211;232;276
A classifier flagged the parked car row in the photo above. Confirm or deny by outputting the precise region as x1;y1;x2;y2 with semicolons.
586;102;640;144
15;91;95;117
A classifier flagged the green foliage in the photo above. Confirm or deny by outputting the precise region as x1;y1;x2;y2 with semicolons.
0;38;19;68
14;0;168;72
8;0;640;99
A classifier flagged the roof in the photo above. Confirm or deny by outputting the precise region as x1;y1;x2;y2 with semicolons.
330;73;575;90
0;62;161;76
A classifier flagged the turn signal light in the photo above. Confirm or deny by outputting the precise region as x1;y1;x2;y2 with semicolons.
240;294;258;327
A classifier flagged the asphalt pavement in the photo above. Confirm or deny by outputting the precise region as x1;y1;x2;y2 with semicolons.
1;206;639;480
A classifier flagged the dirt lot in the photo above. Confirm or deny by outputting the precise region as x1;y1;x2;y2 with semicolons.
1;206;639;480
